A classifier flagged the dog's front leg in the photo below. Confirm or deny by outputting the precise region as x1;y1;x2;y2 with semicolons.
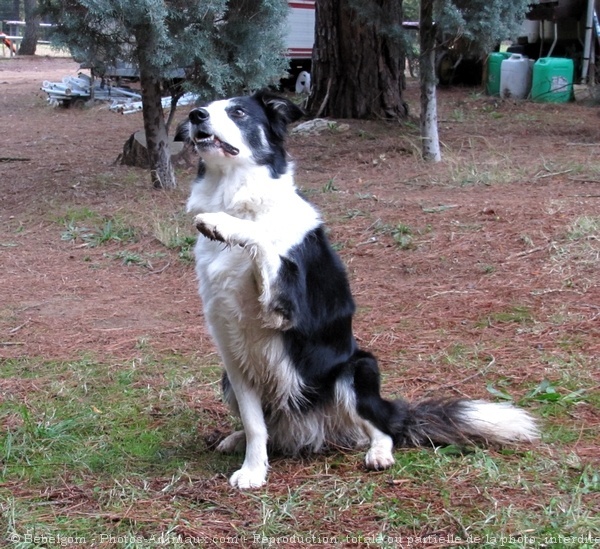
225;370;269;489
194;213;289;330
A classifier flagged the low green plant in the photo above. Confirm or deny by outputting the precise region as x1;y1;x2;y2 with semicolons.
87;219;136;247
450;108;465;122
355;192;377;200
153;214;197;263
60;216;137;247
344;209;367;219
480;264;496;274
56;206;98;224
322;178;338;193
106;251;151;267
487;378;590;424
372;220;420;250
391;223;414;249
357;129;376;140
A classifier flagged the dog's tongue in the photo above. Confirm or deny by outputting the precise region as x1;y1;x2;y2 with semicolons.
221;142;240;156
215;137;239;156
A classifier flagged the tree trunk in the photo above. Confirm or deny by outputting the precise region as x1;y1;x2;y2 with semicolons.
11;0;21;20
139;67;176;189
18;0;40;56
307;0;407;120
118;130;193;169
419;0;441;162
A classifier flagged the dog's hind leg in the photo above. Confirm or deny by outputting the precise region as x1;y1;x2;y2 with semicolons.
217;372;246;454
350;350;539;456
350;350;400;470
362;420;395;470
216;430;246;454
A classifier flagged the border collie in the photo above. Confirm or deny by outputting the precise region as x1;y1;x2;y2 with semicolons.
183;90;539;489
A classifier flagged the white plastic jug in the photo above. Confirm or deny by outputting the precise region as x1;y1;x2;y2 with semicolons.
500;54;532;100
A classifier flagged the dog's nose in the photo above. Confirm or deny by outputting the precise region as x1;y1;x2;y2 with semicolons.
189;108;209;124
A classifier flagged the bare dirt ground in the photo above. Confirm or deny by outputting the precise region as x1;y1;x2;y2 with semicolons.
1;56;599;543
1;56;598;365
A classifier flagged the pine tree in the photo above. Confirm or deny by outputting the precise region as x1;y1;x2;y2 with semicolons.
419;0;530;161
309;0;531;161
436;0;530;55
39;0;289;189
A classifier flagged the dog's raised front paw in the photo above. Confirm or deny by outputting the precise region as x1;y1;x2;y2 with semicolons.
229;466;267;489
365;446;395;471
216;431;246;454
195;213;226;243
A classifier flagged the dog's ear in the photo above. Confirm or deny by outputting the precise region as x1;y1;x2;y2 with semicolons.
253;89;304;138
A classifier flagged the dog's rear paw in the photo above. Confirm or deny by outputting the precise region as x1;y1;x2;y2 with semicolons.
229;466;267;489
216;430;246;454
261;309;293;331
365;446;395;471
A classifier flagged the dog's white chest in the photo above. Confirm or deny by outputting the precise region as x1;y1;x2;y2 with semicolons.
195;240;256;306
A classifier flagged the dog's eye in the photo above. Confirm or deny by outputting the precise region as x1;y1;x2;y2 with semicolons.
231;107;246;118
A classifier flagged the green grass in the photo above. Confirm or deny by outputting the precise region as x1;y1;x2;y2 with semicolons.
57;206;197;267
1;358;204;483
445;157;524;187
322;178;339;193
56;206;99;224
567;215;600;241
1;353;597;546
152;210;197;263
476;305;535;329
60;215;137;248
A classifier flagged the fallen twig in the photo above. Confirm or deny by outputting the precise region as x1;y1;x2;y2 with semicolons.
9;319;30;334
146;261;171;275
426;289;481;299
534;168;573;180
505;245;547;261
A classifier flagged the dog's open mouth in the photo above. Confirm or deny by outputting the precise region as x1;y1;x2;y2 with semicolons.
193;131;240;156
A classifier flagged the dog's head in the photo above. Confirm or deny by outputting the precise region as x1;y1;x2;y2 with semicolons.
185;90;304;177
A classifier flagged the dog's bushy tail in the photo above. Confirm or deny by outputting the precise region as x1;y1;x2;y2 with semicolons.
387;398;539;447
353;351;539;448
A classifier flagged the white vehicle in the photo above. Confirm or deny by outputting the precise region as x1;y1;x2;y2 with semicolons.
284;1;315;90
286;1;315;62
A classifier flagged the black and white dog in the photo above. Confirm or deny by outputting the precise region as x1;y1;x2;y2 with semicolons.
183;90;538;489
